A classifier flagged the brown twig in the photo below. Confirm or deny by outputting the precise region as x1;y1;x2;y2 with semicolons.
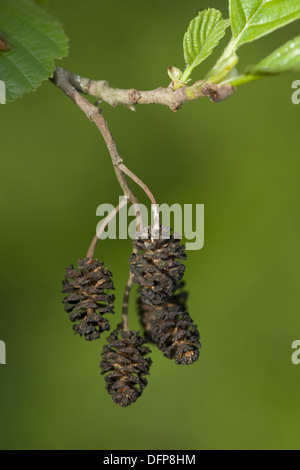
119;163;157;205
56;67;236;112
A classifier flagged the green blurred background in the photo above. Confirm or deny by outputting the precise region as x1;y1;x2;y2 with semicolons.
1;0;300;450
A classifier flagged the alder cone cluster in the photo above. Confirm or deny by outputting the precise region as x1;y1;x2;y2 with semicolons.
139;287;201;365
130;226;186;306
62;225;201;407
62;258;115;341
100;329;152;407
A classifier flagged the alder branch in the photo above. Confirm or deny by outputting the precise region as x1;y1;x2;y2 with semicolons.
55;67;236;111
51;66;234;335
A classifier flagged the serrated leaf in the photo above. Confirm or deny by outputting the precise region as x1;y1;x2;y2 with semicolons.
230;0;300;48
0;0;68;102
225;36;300;87
181;9;230;82
184;9;230;67
250;36;300;75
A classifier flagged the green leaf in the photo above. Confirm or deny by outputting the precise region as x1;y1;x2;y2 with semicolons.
0;0;68;102
250;36;300;75
181;9;230;82
230;0;300;48
224;36;300;87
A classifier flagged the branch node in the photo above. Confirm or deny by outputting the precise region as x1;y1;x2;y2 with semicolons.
201;82;235;103
128;89;141;104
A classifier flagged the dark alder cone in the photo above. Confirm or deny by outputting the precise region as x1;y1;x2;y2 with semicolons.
130;226;187;306
137;297;157;343
101;329;152;407
62;258;115;341
138;289;200;365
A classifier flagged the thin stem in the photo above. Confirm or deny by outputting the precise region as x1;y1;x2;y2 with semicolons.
119;163;157;205
180;65;193;84
86;234;100;260
86;197;129;259
224;73;260;87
